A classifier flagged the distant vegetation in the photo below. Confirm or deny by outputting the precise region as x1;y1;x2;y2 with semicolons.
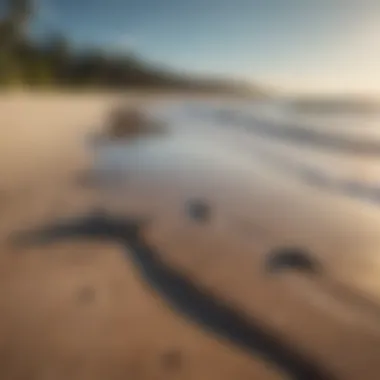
0;0;264;96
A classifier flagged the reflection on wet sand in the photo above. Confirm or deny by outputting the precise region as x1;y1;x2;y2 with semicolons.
88;101;380;307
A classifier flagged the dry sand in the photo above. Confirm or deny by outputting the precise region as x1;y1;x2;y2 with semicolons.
0;93;379;380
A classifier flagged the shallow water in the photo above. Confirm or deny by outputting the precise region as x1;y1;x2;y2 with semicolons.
89;99;380;304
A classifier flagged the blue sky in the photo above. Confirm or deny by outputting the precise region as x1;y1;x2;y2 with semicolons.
29;0;380;95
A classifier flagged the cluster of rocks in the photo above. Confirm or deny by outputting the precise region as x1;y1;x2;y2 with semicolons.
102;105;165;140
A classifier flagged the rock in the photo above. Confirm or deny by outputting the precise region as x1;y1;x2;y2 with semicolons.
265;247;321;275
186;199;211;223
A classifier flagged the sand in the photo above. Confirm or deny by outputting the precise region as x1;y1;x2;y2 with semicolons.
0;93;379;380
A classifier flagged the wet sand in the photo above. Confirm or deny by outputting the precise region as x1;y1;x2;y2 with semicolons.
1;93;380;380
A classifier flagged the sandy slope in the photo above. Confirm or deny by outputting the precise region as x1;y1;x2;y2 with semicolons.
0;93;379;380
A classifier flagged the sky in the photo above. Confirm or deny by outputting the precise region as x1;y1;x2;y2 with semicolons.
28;0;380;95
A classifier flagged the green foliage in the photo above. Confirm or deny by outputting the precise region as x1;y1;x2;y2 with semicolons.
0;0;257;95
0;52;23;87
22;58;53;86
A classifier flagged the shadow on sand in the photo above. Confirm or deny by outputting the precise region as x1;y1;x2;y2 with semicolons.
11;210;336;380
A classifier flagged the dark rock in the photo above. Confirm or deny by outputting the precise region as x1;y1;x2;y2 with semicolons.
186;199;211;223
265;247;321;275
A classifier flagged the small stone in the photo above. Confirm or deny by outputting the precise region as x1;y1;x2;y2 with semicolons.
160;349;183;371
266;247;321;275
76;286;96;304
186;199;211;223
